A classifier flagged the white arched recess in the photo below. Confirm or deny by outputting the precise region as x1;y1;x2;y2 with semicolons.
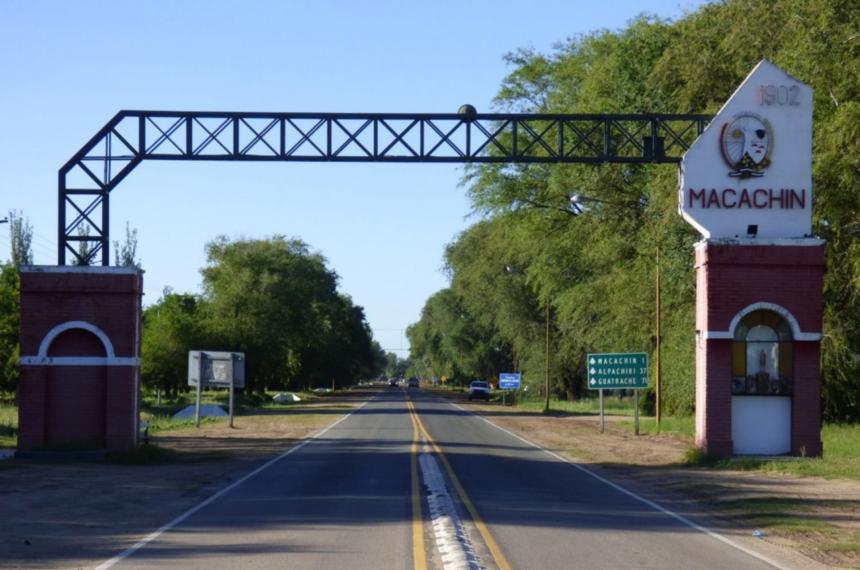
726;302;803;455
702;302;822;342
19;320;139;367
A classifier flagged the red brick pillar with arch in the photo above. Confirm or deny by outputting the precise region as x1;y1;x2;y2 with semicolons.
17;266;143;452
694;240;824;457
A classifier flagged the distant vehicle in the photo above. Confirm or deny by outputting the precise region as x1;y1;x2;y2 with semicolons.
408;377;419;388
389;378;398;387
468;380;490;401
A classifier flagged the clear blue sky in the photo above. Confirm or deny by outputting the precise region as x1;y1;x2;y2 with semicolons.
0;0;706;355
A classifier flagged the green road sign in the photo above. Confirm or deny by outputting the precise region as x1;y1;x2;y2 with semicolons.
587;352;648;389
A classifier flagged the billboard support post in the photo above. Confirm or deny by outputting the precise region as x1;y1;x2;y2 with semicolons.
228;380;235;428
195;378;202;428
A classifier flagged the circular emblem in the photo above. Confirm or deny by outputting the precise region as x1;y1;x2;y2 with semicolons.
720;113;773;177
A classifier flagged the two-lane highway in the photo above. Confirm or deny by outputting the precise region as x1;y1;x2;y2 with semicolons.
102;389;785;569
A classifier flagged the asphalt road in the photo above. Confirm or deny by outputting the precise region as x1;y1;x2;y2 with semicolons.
105;389;783;569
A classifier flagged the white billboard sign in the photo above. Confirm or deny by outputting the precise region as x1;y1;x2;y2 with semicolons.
679;60;812;239
188;351;245;389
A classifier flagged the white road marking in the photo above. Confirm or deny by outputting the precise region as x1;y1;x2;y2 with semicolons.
94;398;373;570
419;449;482;570
450;401;792;570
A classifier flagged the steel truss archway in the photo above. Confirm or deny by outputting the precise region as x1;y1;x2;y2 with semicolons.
59;110;709;265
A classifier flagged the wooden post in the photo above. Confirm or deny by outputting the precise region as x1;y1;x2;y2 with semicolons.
656;243;662;432
544;303;550;413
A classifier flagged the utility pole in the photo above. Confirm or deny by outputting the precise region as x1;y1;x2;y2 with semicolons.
655;244;663;432
544;302;550;413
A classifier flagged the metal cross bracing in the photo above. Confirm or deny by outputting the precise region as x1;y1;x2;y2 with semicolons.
59;110;710;265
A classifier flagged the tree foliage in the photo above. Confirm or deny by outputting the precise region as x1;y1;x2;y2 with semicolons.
140;236;385;394
8;210;33;266
0;210;34;392
141;290;205;397
113;221;142;269
410;0;860;419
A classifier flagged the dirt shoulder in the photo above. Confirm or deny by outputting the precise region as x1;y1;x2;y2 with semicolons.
0;391;370;569
447;392;860;570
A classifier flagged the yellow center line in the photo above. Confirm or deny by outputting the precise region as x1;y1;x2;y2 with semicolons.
408;398;513;570
408;397;427;570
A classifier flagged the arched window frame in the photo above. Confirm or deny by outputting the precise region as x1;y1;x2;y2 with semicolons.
731;310;794;395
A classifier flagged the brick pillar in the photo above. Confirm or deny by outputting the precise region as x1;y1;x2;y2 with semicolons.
105;367;139;450
792;342;823;456
694;239;824;457
16;366;48;450
18;266;143;451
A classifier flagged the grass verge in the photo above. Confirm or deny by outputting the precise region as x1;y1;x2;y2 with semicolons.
683;423;860;481
139;389;323;434
0;403;17;448
515;395;640;416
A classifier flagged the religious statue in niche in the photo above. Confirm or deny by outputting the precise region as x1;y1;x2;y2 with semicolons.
732;315;794;396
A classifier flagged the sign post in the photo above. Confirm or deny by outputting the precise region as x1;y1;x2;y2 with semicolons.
188;351;246;428
499;372;521;406
587;352;649;434
634;389;639;436
195;373;202;428
599;389;605;433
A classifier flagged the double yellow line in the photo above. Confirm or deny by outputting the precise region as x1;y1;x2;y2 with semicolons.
407;396;512;570
408;398;427;570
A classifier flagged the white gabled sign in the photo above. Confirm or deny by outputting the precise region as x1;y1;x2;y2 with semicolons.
679;60;813;239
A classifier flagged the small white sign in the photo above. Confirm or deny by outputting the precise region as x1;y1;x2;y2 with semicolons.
679;60;813;239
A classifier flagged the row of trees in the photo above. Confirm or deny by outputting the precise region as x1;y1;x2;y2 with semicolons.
142;236;386;395
408;0;860;420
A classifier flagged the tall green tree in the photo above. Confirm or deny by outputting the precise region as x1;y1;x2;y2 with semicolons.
114;221;142;269
0;266;19;393
407;288;506;385
0;210;35;393
140;290;206;396
200;236;381;391
8;210;33;266
413;0;860;418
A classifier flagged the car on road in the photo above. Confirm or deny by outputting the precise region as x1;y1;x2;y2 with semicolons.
468;380;490;401
389;378;398;387
408;377;419;388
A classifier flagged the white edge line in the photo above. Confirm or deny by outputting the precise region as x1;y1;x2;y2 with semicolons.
94;397;374;570
448;401;793;570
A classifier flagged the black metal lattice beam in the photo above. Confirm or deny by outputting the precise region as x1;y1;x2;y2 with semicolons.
59;110;710;265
